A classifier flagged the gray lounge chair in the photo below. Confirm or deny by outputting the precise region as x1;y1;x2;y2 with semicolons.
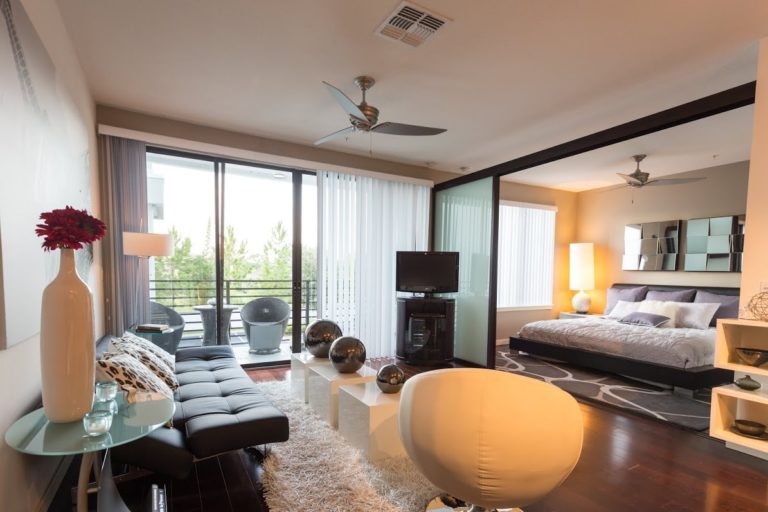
240;297;291;354
150;301;186;354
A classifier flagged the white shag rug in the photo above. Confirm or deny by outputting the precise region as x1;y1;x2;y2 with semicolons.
256;380;440;512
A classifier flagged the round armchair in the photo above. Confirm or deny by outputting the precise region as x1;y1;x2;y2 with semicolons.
399;368;583;511
240;297;291;354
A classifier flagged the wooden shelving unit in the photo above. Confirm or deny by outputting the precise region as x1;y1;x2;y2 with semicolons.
710;319;768;457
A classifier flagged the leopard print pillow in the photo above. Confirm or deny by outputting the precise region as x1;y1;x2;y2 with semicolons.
118;331;176;369
110;343;178;390
96;353;173;400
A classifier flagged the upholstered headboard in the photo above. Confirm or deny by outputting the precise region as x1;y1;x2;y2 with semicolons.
611;283;740;297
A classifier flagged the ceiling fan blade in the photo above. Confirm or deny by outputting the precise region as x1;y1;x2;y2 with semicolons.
616;173;642;186
644;177;706;187
322;81;368;122
314;126;355;146
371;122;446;136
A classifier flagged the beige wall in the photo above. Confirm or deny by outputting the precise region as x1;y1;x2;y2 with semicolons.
741;39;768;305
576;162;748;313
0;1;99;510
496;181;578;339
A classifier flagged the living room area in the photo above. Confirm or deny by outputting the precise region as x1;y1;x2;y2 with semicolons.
3;1;768;511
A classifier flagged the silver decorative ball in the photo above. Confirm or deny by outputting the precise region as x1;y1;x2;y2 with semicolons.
376;364;405;393
304;320;342;358
329;336;366;373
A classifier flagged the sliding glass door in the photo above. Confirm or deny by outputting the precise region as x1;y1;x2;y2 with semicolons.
145;148;316;365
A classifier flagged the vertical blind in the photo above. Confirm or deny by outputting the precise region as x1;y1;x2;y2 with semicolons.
318;171;429;358
496;201;556;308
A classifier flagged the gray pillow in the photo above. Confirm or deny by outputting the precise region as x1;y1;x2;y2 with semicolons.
646;289;696;302
605;286;649;314
619;312;671;327
695;290;739;327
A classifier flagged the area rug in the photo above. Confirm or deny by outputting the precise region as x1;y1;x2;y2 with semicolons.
256;381;439;512
496;349;712;431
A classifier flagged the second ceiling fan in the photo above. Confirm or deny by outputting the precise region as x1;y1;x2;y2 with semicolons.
314;75;447;146
615;154;705;188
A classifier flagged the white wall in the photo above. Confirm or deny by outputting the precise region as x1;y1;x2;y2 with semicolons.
0;1;99;510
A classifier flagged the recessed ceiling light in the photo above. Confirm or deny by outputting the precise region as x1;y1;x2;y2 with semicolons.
273;173;286;179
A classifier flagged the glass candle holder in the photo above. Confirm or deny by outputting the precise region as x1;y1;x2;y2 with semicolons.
92;399;118;415
95;381;119;402
83;411;113;437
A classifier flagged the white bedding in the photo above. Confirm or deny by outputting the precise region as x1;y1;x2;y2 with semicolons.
517;317;716;368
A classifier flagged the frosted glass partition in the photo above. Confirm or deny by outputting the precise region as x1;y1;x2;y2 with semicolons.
433;177;497;367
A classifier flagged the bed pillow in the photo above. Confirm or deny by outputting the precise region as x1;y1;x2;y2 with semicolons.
606;300;642;319
694;291;739;327
646;289;696;303
672;302;720;330
637;300;678;328
619;312;671;328
604;286;649;315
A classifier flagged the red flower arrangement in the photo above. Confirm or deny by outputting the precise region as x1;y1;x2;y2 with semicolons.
35;206;107;251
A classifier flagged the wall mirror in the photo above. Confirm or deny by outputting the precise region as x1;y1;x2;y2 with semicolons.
622;220;680;271
684;215;745;272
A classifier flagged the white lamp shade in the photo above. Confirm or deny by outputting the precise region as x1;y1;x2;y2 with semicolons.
123;232;173;258
569;243;594;291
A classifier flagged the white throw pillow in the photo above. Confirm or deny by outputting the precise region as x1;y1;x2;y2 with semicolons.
607;300;642;320
118;331;176;369
637;300;679;328
97;353;174;400
671;302;719;330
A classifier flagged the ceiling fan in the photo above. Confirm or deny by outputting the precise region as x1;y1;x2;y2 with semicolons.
314;76;447;146
615;154;705;188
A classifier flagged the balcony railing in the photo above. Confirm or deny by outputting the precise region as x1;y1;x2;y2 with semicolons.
150;279;317;340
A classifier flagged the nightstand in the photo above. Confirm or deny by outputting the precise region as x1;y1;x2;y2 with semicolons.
559;312;599;319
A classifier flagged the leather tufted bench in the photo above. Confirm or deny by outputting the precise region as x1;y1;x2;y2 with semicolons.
103;340;289;478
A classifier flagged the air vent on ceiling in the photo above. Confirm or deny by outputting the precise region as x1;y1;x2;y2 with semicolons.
375;2;450;47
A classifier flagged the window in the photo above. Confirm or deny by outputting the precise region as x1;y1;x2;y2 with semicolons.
496;201;556;309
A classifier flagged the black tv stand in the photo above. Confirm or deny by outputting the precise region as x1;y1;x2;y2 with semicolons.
396;297;455;366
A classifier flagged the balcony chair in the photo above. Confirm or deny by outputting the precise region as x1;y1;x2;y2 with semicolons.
240;297;291;354
149;301;186;354
399;368;584;511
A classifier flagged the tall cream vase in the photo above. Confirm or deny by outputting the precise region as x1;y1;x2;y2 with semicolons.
40;248;95;422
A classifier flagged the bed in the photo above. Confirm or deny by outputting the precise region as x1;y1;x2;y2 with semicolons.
508;284;736;390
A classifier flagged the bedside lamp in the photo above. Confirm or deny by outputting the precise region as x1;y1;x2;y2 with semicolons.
570;243;594;314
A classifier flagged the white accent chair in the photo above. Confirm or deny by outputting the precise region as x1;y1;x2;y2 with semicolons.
399;368;583;511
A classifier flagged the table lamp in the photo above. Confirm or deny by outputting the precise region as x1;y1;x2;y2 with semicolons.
569;242;594;314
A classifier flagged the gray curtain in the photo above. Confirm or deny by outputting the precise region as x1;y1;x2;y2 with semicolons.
99;135;148;334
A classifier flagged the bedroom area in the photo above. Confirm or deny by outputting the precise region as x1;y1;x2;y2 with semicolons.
493;102;755;433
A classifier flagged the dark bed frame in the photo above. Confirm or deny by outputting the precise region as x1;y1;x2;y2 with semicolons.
508;283;736;390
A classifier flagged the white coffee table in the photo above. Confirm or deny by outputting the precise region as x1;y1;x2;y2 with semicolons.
290;352;333;403
307;364;377;428
338;382;405;461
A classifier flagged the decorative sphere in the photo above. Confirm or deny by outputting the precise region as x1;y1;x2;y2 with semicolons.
329;336;366;373
376;364;405;393
304;320;342;358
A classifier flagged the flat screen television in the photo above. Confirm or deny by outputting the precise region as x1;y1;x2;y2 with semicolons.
396;251;460;293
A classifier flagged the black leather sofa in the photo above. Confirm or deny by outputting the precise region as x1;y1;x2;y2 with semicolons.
97;338;289;478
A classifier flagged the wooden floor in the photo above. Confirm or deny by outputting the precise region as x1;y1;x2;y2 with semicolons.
56;359;768;511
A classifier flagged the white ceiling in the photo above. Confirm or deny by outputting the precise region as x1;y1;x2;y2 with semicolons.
57;0;768;185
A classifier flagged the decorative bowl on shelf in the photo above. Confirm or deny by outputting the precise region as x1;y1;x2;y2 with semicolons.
734;348;768;367
734;419;767;437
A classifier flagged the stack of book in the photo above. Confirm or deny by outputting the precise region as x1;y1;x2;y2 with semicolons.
136;323;170;333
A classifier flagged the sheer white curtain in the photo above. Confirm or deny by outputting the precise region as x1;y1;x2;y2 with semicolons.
318;171;430;358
